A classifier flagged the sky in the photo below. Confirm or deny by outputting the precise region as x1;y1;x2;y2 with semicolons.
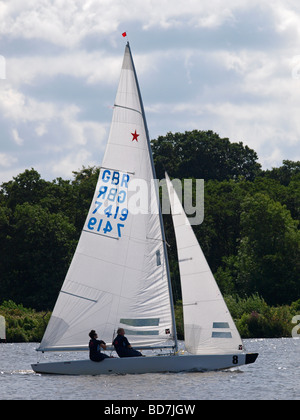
1;0;300;184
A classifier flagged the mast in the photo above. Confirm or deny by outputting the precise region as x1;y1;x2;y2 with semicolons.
126;42;178;352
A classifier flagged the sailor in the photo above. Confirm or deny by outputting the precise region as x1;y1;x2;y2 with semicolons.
88;330;110;362
112;328;143;358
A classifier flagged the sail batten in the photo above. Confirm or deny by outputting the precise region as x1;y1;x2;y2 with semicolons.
114;104;142;115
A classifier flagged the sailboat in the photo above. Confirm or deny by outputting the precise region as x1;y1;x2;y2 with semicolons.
31;43;258;375
0;315;6;343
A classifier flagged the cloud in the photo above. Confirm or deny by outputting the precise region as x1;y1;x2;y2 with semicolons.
1;0;300;184
0;153;17;168
0;83;108;180
11;128;24;145
8;51;122;87
272;1;300;36
49;148;94;179
0;85;55;123
0;0;270;47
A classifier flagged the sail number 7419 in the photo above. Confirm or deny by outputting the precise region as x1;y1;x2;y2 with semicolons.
85;169;130;238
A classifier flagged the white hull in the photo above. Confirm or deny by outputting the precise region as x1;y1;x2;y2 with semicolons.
32;353;258;375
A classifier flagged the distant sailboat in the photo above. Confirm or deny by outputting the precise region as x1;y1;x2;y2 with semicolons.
32;43;257;375
0;315;6;343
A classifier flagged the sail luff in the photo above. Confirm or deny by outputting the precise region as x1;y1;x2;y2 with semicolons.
126;42;178;352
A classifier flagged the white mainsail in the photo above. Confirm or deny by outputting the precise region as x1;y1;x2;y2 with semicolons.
165;174;243;355
39;44;176;352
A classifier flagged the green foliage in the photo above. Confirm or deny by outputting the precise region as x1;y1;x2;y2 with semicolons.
174;295;297;339
225;293;268;319
222;294;295;338
261;160;300;186
222;294;286;338
216;192;300;305
174;300;184;340
0;131;299;340
151;130;261;181
0;202;77;310
0;300;50;342
0;167;97;310
237;305;293;339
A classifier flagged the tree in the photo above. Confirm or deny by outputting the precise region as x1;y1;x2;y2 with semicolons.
1;153;299;312
0;167;98;311
220;193;300;305
71;166;99;231
151;130;261;181
0;203;77;310
286;173;300;221
261;160;300;186
0;169;47;210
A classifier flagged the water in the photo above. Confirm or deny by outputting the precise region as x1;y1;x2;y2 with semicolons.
0;339;299;400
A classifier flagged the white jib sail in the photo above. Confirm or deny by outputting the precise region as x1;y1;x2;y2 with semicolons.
39;44;174;352
165;174;243;355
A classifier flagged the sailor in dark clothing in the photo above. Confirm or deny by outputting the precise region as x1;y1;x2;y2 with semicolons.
89;330;110;362
113;328;143;358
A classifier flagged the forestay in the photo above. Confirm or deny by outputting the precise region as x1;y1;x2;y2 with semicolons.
165;174;243;355
38;44;175;352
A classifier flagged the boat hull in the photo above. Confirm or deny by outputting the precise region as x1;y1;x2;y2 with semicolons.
31;353;258;375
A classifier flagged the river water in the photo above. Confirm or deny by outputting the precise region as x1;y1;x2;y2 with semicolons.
0;339;299;400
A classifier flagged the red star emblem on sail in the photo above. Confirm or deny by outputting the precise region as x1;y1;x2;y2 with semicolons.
131;130;139;142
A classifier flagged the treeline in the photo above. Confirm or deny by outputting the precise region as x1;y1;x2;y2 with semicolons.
0;130;299;339
153;131;300;307
0;166;99;310
0;300;50;342
1;294;300;342
175;294;300;340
